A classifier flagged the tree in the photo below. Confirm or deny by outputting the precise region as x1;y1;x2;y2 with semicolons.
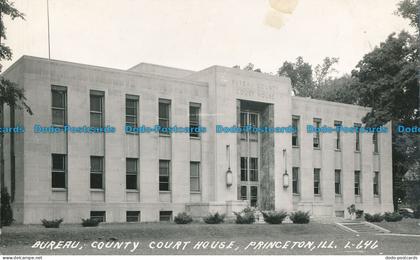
0;0;32;231
351;0;419;210
233;63;262;73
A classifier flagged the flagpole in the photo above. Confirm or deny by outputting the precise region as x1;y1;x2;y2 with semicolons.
47;0;51;59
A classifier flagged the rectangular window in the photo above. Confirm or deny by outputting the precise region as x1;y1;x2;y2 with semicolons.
313;118;321;149
126;158;138;190
335;170;341;195
250;186;258;207
126;95;138;128
249;158;258;181
90;211;106;222
126;211;140;222
240;157;248;181
51;86;67;126
292;167;299;194
240;186;247;200
190;162;200;192
52;154;66;188
159;160;170;191
189;104;200;138
90;91;104;128
373;171;380;196
292;116;299;146
158;99;170;134
240;112;247;140
159;211;172;222
249;113;258;141
90;156;104;189
334;121;342;150
355;123;361;152
314;168;321;195
355;170;361;195
373;132;379;153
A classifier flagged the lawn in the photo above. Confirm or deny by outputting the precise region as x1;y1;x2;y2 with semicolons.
375;218;420;234
0;222;419;255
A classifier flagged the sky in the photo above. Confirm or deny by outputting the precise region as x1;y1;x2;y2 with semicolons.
2;0;412;75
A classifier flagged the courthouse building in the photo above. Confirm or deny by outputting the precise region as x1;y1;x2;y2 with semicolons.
2;56;393;224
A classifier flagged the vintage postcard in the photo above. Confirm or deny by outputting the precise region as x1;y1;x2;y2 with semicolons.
0;0;419;259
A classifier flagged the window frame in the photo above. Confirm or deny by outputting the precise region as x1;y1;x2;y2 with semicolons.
126;158;138;190
335;169;341;195
334;121;342;150
90;156;104;190
313;118;321;149
159;211;172;222
51;86;67;127
314;168;321;195
90;211;106;222
159;160;171;191
354;123;362;152
125;95;139;128
189;103;201;138
373;171;380;196
126;211;140;222
373;132;379;153
51;154;66;189
90;91;104;128
292;167;299;195
190;161;200;192
292;116;300;147
354;170;361;196
158;99;171;135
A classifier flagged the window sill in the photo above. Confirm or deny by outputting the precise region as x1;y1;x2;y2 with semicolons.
52;188;67;192
374;195;380;198
126;189;139;193
159;134;171;137
335;194;342;197
190;191;201;194
159;190;171;193
334;149;341;152
190;136;201;140
354;150;361;153
292;145;300;148
90;189;104;192
373;152;380;155
293;193;300;196
314;194;322;197
313;147;321;150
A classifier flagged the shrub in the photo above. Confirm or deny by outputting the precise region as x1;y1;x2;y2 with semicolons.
364;213;384;222
174;212;193;224
41;218;63;228
203;212;225;224
347;204;356;215
234;207;256;224
261;210;288;224
1;189;14;226
356;210;364;219
81;218;100;227
384;212;403;222
415;206;420;219
289;211;310;224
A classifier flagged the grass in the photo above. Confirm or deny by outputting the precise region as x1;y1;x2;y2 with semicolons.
375;218;420;234
0;222;419;255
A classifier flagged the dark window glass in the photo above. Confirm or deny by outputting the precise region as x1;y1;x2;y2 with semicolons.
90;93;104;127
334;121;342;150
126;97;138;128
292;167;299;194
90;211;106;222
292;116;299;146
240;112;248;140
90;156;104;189
126;211;140;222
52;154;66;188
249;113;258;141
355;123;361;151
159;211;172;221
355;171;361;195
240;186;247;200
126;158;138;190
189;105;200;138
240;157;247;181
373;132;379;153
313;118;321;148
158;101;170;133
190;162;200;192
314;169;321;195
249;158;258;181
335;170;341;195
52;87;66;126
250;186;258;207
373;171;379;195
159;160;170;191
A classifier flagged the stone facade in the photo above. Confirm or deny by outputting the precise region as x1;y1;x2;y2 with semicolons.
1;56;393;224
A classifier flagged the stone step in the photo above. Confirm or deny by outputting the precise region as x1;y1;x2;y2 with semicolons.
337;221;390;233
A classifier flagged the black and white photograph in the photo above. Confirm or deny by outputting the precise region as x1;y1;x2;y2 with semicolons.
0;0;419;258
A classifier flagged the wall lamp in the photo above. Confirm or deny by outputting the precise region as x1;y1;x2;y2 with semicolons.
226;145;233;187
283;149;289;188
